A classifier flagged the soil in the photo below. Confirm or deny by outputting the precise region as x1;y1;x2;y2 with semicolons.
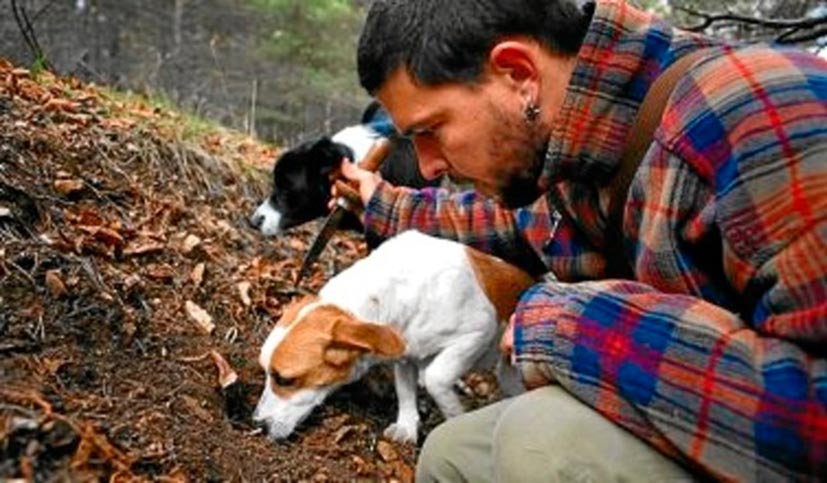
0;59;502;482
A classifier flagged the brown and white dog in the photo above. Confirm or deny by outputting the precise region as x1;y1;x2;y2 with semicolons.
253;230;535;443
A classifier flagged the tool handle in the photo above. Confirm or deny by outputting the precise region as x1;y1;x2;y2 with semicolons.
360;137;393;173
333;137;393;215
333;179;361;206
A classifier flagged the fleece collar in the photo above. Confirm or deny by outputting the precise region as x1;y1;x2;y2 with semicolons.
541;0;692;185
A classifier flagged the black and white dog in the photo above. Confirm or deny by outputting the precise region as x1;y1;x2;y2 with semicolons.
249;102;437;236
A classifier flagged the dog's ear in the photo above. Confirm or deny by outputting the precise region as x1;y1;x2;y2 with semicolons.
310;136;333;151
309;137;347;177
331;317;405;358
323;346;361;367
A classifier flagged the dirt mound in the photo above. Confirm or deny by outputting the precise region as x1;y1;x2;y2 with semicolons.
0;58;506;481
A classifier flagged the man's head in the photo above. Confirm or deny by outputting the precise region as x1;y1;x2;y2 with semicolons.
357;0;593;208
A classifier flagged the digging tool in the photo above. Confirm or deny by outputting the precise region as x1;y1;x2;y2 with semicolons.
294;138;393;287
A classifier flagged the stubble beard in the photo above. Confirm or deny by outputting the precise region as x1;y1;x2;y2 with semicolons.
489;105;549;209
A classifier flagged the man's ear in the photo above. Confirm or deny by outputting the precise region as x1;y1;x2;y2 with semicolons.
488;40;539;89
331;317;405;358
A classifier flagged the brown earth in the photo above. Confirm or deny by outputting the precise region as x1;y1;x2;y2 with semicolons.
0;59;502;482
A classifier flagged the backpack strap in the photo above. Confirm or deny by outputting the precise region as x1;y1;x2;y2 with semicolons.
604;49;709;278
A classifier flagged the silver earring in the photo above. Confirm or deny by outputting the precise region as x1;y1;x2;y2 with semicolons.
524;101;540;123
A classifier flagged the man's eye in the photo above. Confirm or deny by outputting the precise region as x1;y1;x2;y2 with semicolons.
405;126;438;141
272;371;297;387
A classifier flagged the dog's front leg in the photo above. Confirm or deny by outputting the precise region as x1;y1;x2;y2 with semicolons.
422;333;492;418
383;359;419;444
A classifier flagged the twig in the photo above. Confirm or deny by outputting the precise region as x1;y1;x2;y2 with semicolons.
32;0;60;22
676;5;827;44
209;36;234;122
678;5;827;31
249;78;258;138
0;402;40;419
777;26;827;44
0;386;54;416
10;0;54;71
6;259;37;288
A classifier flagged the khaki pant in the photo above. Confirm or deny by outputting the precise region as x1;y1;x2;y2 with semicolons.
416;386;696;483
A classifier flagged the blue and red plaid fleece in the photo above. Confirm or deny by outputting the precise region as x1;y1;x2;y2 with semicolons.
362;0;827;479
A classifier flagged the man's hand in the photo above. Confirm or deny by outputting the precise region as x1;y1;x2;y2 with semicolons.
500;313;516;363
329;160;383;210
501;312;555;390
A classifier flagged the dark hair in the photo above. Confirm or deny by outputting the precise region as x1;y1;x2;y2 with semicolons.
358;0;595;94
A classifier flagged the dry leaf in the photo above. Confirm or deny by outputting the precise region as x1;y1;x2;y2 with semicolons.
123;274;142;290
145;264;176;281
123;241;165;257
181;234;201;254
376;440;398;463
79;226;125;248
209;350;238;389
179;395;214;423
351;455;371;476
237;281;252;306
73;208;104;227
11;67;30;78
185;300;215;334
191;263;205;287
43;97;80;113
393;461;415;483
45;270;67;297
333;425;358;445
54;178;84;196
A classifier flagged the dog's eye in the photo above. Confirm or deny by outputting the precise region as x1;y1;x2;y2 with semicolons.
272;371;297;387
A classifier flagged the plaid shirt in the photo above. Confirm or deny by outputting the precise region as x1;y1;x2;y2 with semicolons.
362;0;827;479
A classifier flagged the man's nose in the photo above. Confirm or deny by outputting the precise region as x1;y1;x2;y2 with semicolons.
417;155;449;180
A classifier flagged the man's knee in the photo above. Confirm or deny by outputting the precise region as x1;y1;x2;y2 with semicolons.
416;398;507;482
416;421;466;482
491;387;693;482
490;387;612;482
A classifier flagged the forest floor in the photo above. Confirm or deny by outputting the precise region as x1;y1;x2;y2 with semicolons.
0;59;503;482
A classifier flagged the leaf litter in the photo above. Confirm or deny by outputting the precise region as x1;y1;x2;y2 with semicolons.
0;58;503;481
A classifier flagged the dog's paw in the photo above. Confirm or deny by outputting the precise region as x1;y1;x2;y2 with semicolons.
383;422;418;444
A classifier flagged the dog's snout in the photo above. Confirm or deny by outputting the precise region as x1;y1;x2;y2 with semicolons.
249;212;264;229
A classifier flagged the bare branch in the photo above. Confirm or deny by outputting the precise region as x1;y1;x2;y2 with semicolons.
676;4;827;44
778;26;827;44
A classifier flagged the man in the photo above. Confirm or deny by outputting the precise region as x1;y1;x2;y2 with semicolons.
340;0;827;480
